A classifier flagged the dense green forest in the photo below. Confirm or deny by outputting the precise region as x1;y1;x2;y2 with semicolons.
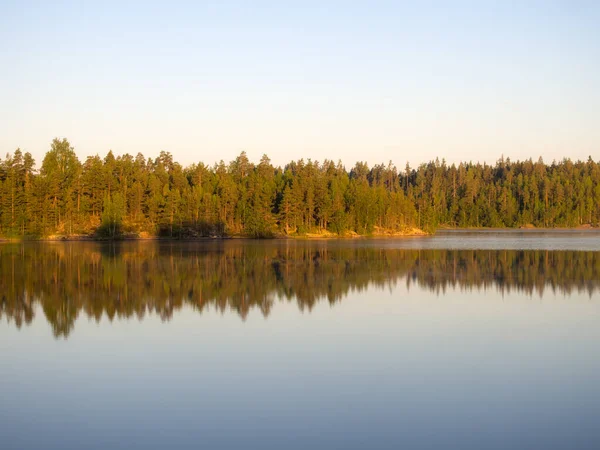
1;242;598;337
0;138;599;238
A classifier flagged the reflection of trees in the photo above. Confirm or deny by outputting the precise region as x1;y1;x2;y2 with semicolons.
1;242;599;337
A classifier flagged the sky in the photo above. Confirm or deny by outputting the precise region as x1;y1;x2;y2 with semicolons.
1;0;598;169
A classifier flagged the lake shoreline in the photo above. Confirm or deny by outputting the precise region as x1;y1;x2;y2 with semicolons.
3;226;600;242
0;229;428;242
0;228;433;243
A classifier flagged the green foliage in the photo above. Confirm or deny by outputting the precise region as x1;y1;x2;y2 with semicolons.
1;140;600;238
99;193;125;237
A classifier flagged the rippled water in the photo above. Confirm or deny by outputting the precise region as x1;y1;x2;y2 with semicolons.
1;231;599;449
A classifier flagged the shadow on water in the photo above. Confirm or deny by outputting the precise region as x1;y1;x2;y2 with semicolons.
1;240;599;338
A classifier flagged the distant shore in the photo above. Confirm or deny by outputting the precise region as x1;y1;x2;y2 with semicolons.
436;224;598;231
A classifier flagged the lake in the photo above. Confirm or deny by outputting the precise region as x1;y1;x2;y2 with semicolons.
1;231;600;449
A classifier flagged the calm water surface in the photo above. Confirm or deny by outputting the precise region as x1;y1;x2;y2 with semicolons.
1;231;600;449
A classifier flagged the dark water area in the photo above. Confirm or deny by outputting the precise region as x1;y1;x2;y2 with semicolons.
1;231;600;449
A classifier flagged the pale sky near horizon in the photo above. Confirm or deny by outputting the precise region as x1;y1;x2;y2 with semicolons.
1;1;598;169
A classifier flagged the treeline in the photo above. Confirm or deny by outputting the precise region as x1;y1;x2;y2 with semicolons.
1;138;599;237
1;242;599;337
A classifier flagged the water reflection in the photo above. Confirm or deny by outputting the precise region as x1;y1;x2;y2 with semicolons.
1;241;599;338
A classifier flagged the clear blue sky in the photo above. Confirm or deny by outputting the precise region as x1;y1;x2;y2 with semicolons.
1;1;598;168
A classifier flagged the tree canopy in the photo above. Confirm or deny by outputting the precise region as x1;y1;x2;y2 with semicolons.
0;139;599;237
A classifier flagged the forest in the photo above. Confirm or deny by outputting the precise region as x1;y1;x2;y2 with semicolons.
0;138;599;238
